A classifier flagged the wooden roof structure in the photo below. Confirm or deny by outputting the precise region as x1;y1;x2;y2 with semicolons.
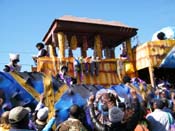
43;16;138;48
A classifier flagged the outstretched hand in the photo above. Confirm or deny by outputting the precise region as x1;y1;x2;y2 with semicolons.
39;93;45;103
87;95;95;106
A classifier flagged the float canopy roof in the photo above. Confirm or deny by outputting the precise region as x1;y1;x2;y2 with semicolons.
43;16;138;48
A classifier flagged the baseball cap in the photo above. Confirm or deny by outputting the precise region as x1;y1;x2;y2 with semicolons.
108;106;124;123
37;107;49;121
9;106;29;124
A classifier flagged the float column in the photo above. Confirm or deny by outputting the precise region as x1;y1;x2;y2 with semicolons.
94;35;102;58
57;32;65;58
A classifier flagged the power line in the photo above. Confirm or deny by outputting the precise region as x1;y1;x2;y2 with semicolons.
0;51;35;54
0;63;34;66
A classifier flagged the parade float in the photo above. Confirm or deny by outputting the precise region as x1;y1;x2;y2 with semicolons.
134;26;175;87
33;15;138;86
34;16;175;88
1;16;175;124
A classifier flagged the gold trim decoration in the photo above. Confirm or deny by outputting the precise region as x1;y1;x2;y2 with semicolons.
70;35;78;50
54;84;68;102
57;32;65;58
43;74;55;119
94;35;102;58
10;72;40;102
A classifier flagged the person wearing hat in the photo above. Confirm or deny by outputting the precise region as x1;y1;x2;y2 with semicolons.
8;106;34;131
3;53;21;72
35;107;49;131
32;42;48;64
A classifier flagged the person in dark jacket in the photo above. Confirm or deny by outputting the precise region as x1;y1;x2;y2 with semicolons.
32;42;48;64
87;93;141;131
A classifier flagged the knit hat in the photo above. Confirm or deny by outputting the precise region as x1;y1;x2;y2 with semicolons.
108;106;124;123
9;106;29;124
37;107;49;121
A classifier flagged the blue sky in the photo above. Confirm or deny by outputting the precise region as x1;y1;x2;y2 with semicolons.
0;0;175;71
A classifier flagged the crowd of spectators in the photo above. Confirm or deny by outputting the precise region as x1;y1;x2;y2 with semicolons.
0;75;175;131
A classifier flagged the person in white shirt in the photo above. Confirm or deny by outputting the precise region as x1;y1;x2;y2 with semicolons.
146;99;174;131
3;53;21;72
